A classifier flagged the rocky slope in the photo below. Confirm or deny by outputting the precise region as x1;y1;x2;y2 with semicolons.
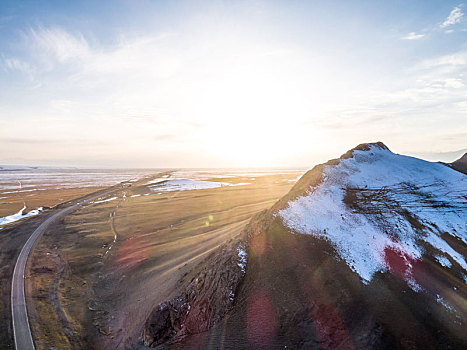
141;142;467;349
140;234;247;347
450;153;467;175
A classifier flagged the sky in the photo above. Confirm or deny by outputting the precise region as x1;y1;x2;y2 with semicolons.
0;0;466;168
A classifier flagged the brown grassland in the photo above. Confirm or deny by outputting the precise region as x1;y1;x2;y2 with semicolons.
0;187;105;218
21;172;299;349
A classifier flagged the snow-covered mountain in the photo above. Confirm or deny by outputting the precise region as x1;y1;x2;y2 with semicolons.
280;142;467;288
142;142;467;349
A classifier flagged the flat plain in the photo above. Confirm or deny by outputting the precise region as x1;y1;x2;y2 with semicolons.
0;168;302;349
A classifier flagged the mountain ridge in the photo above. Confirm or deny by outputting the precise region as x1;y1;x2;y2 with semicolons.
140;142;467;349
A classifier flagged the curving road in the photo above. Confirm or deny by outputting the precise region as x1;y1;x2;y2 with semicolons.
10;189;120;350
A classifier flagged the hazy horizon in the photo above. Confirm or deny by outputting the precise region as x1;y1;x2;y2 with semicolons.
1;1;466;167
1;143;465;169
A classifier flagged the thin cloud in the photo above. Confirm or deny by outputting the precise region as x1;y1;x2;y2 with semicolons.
440;6;464;28
441;132;467;141
307;111;390;130
418;51;467;68
153;134;178;142
404;6;465;39
411;147;467;162
443;78;464;88
29;26;91;63
401;32;425;40
1;137;113;145
2;138;58;145
2;57;35;77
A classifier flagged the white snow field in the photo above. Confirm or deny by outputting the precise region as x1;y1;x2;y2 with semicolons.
0;206;43;226
280;144;467;287
148;179;249;193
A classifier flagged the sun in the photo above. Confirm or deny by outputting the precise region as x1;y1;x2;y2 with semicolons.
191;62;329;166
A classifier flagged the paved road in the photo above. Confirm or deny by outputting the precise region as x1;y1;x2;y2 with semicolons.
10;188;120;350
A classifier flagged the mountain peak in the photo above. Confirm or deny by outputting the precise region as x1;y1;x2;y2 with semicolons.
340;141;390;160
280;143;467;285
353;141;389;151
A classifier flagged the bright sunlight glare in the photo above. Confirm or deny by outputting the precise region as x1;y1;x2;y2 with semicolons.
1;1;466;167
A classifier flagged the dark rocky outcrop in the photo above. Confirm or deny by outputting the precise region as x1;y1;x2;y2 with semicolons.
141;232;248;347
450;153;467;175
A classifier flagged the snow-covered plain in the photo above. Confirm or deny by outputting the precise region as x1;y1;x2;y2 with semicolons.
0;206;43;226
170;169;305;181
0;169;157;193
148;179;249;193
0;168;302;194
280;145;467;287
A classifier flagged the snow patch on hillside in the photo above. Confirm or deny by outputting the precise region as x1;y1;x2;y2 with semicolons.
280;145;467;286
435;255;452;268
92;196;118;204
0;206;43;226
237;245;247;273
